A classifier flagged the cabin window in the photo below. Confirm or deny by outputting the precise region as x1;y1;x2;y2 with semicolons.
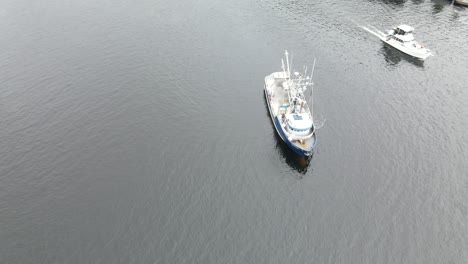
293;115;303;120
289;125;310;132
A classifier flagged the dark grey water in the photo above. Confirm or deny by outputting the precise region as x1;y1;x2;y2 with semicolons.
1;0;467;263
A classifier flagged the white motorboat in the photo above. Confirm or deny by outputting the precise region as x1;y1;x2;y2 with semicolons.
455;0;468;6
382;25;433;60
362;24;433;60
264;51;317;156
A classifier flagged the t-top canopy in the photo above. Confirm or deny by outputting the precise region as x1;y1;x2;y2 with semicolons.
396;24;415;33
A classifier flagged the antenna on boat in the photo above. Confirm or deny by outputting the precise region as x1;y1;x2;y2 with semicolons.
281;59;286;74
309;58;316;82
290;51;293;77
303;66;308;92
284;50;291;79
309;58;316;118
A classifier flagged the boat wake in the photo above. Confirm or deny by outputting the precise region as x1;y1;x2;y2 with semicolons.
313;117;326;130
360;25;387;41
349;19;387;41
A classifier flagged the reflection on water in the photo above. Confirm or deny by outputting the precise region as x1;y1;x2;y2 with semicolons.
368;0;428;7
368;0;408;6
432;0;467;16
431;0;451;13
449;9;461;21
432;2;445;13
379;44;425;68
274;136;313;175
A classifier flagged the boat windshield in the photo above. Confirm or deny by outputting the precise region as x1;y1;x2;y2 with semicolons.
395;28;412;35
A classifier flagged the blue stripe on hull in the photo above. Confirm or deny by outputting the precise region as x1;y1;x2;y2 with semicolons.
264;87;314;157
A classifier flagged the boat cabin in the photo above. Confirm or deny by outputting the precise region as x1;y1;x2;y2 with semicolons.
389;25;415;42
394;24;414;35
283;112;313;136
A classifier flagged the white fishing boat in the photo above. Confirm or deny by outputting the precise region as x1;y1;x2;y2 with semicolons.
264;51;317;156
362;24;432;60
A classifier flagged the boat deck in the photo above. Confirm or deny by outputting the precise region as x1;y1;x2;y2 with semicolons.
292;133;316;150
269;82;289;117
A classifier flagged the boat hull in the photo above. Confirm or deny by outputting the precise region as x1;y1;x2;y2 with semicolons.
455;0;468;6
264;87;316;156
381;39;432;60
